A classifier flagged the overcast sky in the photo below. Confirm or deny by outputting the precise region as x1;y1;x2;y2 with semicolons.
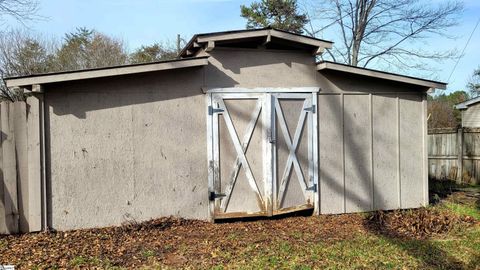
4;0;480;93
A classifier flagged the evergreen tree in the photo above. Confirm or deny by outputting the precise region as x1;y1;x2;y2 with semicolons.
240;0;308;34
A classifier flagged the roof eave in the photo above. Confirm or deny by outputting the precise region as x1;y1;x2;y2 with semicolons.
454;96;480;109
5;57;209;88
316;61;447;90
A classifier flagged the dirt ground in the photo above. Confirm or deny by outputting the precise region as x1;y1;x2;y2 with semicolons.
0;183;480;269
0;189;479;269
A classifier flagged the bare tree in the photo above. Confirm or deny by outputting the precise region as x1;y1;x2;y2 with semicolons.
0;30;56;100
304;0;463;70
428;100;458;129
0;0;39;24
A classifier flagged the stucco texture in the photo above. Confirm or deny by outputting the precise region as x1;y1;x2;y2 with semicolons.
43;48;428;230
45;68;208;230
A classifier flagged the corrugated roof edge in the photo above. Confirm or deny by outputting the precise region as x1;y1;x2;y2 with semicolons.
4;56;209;88
317;61;447;90
179;27;333;57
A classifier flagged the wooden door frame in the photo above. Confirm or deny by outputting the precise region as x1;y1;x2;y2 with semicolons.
206;88;319;221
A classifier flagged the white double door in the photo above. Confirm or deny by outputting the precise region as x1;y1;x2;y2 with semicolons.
207;91;318;219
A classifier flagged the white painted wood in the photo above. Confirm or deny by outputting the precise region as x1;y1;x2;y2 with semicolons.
342;94;346;213
212;97;221;210
270;95;278;209
206;93;214;221
0;103;4;233
308;97;314;197
213;93;264;99
397;96;401;208
206;87;320;93
275;98;308;205
208;91;318;218
263;94;273;216
311;93;319;215
423;94;429;205
218;99;264;203
369;94;374;210
220;100;263;211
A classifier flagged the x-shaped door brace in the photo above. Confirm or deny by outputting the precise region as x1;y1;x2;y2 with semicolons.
275;98;309;206
217;98;264;211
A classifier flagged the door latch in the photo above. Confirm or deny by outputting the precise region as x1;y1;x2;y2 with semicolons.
306;184;317;192
209;191;226;201
304;105;316;113
208;106;224;115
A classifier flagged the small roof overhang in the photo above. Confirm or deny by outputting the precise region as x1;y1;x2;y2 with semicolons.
317;61;447;90
455;96;480;110
180;27;333;57
4;56;209;88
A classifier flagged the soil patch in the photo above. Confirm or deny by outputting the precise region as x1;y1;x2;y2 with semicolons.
0;208;477;269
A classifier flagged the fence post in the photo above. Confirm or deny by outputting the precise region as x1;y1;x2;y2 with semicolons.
457;127;463;184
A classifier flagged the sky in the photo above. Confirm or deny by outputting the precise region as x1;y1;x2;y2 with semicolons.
4;0;480;93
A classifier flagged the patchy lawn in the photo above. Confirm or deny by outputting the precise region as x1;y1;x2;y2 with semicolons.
1;187;479;269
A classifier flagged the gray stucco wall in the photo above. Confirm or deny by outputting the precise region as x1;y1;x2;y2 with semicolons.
45;68;208;230
42;47;428;230
462;104;480;127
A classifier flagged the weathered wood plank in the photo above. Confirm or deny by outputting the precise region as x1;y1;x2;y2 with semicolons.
26;96;42;232
1;102;19;234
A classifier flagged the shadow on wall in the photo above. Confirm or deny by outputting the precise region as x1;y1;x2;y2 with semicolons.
205;50;316;89
211;49;295;75
317;72;465;268
0;167;21;235
46;66;237;119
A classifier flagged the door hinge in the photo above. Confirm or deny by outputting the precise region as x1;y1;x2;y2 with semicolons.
208;106;224;115
306;184;317;192
304;105;316;113
209;191;226;201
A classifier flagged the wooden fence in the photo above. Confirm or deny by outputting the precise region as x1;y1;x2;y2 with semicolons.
428;127;480;184
0;101;18;234
0;98;43;235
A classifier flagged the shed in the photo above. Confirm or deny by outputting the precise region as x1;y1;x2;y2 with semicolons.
455;96;480;127
1;28;446;233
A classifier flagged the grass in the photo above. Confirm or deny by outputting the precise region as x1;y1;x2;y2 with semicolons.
2;186;479;269
203;196;480;270
141;249;156;258
207;224;480;269
442;201;480;220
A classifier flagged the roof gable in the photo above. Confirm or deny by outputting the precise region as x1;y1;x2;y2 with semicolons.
180;27;333;57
